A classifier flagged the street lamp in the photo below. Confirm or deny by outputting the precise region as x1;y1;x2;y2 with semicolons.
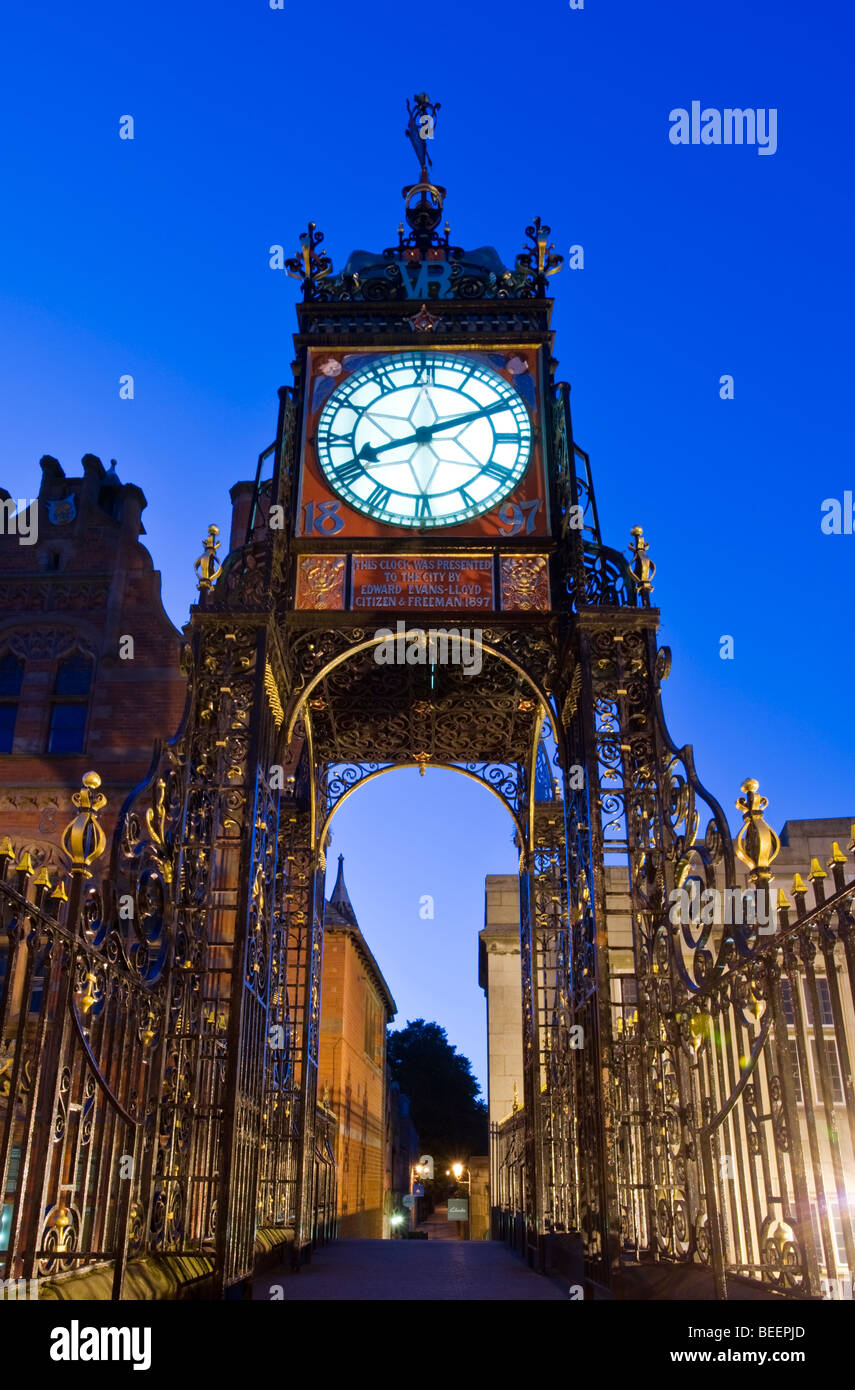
449;1161;471;1239
410;1156;433;1232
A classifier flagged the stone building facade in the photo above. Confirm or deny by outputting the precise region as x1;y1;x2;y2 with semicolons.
0;453;187;863
318;856;398;1238
478;874;524;1128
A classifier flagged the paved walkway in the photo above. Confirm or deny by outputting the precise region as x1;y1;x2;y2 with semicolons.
413;1205;461;1240
253;1234;565;1301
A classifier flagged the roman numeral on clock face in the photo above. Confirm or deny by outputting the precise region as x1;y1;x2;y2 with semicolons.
492;434;519;445
415;495;432;519
367;482;392;511
331;457;364;485
483;462;513;481
369;367;398;393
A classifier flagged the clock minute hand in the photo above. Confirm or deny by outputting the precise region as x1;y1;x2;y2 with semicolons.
421;398;509;437
358;399;508;462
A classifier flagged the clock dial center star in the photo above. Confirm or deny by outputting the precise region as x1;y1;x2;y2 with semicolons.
408;444;441;493
358;399;506;464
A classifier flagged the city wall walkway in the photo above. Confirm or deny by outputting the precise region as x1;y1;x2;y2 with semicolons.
253;1232;566;1301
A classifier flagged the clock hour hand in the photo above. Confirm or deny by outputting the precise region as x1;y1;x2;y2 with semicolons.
357;399;509;463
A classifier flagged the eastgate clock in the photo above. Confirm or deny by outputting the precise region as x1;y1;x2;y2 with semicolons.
314;351;532;529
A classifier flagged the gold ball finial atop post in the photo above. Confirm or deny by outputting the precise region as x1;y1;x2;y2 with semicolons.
195;524;222;594
735;778;780;885
61;771;108;877
628;525;656;597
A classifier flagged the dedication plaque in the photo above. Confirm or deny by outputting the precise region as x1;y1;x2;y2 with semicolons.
350;556;494;612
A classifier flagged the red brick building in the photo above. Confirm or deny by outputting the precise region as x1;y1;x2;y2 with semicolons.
319;856;397;1238
0;456;412;1245
0;453;187;863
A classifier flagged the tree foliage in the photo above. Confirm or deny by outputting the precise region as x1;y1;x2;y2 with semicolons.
387;1019;488;1164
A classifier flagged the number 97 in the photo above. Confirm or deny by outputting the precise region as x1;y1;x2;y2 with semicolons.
497;499;542;536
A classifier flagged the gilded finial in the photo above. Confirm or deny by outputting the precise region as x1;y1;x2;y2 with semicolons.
195;525;222;593
514;218;563;294
60;771;107;877
14;851;35;876
512;1080;520;1113
791;872;808;897
829;842;848;866
809;857;827;882
285;222;333;289
79;969;99;1014
0;837;14;860
628;525;656;596
735;779;780;884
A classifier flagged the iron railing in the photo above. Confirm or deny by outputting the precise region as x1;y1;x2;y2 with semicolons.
492;816;855;1299
0;773;336;1297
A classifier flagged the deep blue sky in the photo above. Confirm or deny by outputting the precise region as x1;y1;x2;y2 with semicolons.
2;1;853;1094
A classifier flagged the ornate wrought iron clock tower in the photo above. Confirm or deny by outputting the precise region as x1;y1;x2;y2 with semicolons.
8;95;850;1303
190;93;672;1281
256;92;629;1272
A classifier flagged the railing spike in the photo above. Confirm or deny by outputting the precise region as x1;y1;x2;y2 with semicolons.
809;856;827;905
829;841;848;892
791;872;809;916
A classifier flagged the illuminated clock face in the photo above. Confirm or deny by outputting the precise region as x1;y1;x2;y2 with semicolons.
315;351;532;528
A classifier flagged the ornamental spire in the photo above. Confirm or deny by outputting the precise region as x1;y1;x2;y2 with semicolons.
399;93;450;254
405;93;440;181
326;854;358;928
